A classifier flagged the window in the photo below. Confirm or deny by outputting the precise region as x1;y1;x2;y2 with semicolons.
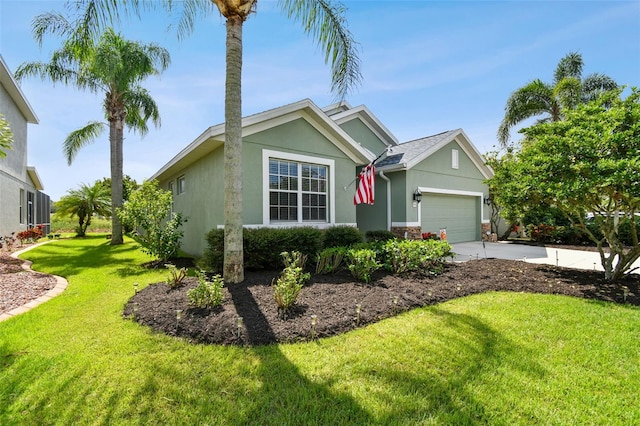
168;181;174;195
177;176;186;194
19;189;24;223
451;149;459;169
267;157;328;223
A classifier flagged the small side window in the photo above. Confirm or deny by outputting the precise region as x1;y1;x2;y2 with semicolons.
177;176;186;194
451;149;459;169
168;181;174;195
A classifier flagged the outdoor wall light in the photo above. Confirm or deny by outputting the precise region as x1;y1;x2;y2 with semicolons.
483;195;492;206
413;189;422;203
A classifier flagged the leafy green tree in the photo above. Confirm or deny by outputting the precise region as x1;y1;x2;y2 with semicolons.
490;87;640;281
15;24;170;246
498;51;617;146
98;175;140;202
117;180;186;263
56;182;111;237
0;113;13;158
47;0;361;284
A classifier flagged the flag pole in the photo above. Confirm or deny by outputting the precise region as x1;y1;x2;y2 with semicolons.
343;146;391;191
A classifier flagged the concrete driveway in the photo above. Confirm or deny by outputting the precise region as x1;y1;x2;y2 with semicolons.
450;241;640;274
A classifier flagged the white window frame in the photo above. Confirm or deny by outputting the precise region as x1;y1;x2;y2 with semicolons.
262;149;335;226
451;148;459;169
168;181;175;195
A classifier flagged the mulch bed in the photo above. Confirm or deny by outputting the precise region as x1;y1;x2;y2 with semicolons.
123;259;639;346
0;250;58;314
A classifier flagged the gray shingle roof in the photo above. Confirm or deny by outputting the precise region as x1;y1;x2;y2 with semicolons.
375;129;460;168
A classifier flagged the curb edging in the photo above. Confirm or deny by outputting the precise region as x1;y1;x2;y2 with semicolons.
0;241;68;322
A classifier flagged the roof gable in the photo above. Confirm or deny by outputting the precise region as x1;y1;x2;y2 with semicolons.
151;99;374;181
325;103;398;147
0;55;38;124
376;129;493;179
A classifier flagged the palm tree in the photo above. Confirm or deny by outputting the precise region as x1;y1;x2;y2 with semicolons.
497;51;617;146
15;25;170;245
56;181;111;236
57;0;361;283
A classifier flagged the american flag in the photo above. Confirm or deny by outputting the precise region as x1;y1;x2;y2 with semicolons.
354;164;375;205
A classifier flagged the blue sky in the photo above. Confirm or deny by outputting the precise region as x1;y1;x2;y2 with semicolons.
1;0;639;201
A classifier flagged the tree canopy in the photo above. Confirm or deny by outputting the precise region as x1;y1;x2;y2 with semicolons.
16;22;170;246
497;51;618;147
489;87;640;281
56;181;111;236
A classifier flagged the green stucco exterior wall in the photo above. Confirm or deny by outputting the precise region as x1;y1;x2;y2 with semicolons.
159;117;361;257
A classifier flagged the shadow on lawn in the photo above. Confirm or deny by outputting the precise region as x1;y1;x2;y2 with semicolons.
226;283;374;424
20;235;142;278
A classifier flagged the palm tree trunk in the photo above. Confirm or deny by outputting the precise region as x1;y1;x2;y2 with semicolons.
110;118;124;245
223;15;245;283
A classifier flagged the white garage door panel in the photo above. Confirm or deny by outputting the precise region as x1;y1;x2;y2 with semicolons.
422;194;478;243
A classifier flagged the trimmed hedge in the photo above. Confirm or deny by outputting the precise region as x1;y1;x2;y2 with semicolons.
200;227;324;272
323;225;363;248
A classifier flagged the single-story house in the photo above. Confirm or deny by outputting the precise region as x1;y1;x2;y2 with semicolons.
150;99;493;257
0;55;51;237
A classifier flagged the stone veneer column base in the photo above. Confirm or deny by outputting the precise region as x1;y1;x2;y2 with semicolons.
391;226;422;240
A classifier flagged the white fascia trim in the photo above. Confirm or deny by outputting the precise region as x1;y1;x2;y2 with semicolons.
262;149;336;226
417;186;485;225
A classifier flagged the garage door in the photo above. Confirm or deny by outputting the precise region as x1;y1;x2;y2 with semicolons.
421;193;479;243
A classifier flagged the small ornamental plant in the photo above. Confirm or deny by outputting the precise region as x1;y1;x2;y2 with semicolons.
315;246;346;274
165;264;188;289
188;271;224;309
273;251;310;319
346;247;381;283
16;225;44;244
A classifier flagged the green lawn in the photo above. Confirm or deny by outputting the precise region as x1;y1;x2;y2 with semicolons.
1;236;639;425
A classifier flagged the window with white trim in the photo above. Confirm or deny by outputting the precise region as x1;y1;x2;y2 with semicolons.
451;149;459;169
168;181;174;195
268;158;328;222
177;175;186;194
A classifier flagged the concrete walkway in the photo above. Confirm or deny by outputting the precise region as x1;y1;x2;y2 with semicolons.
0;241;68;323
451;241;640;274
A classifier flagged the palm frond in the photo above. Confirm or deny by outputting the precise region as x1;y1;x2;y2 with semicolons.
581;72;618;102
497;79;554;146
64;121;106;164
553;51;583;83
172;0;216;41
32;12;73;46
123;87;161;135
278;0;362;100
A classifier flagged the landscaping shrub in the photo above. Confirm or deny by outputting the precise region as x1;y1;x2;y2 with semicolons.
346;247;381;283
323;225;363;248
188;271;224;309
200;227;323;273
365;230;397;243
16;225;44;244
273;251;310;318
315;246;347;274
380;239;452;275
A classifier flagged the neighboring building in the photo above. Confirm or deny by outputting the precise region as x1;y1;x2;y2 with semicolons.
151;98;493;257
0;55;50;237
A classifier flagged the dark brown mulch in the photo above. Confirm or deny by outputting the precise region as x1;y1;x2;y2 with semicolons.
123;259;639;346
